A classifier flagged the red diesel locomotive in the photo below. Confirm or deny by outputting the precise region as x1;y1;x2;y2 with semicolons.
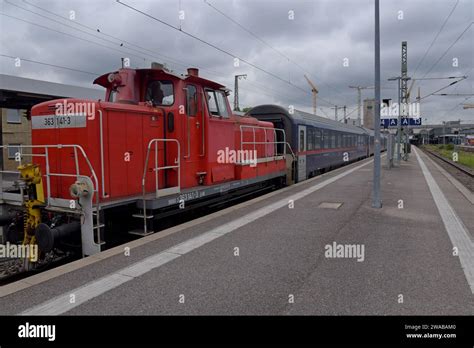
1;63;290;258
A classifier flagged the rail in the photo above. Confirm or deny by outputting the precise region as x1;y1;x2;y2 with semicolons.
141;138;181;235
0;144;102;243
421;146;474;177
239;125;288;164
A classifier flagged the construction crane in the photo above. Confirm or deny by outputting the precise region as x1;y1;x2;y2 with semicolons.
304;75;318;115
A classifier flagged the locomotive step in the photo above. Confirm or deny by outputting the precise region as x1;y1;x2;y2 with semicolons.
128;229;155;237
44;206;82;214
132;214;154;219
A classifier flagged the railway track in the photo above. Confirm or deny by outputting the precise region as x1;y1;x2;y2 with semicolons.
421;146;474;178
0;252;72;285
0;181;278;286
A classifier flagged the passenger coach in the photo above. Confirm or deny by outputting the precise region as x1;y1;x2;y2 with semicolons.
248;105;383;182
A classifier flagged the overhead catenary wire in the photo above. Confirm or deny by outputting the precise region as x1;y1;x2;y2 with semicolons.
115;0;337;107
7;0;341;109
202;0;350;106
0;5;325;113
3;0;348;115
0;53;100;76
412;0;459;79
421;21;473;78
15;0;327;111
0;12;151;64
418;77;467;101
0;4;250;89
19;0;226;77
3;1;210;74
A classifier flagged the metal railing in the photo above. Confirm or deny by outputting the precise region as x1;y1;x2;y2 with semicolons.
140;138;181;235
0;144;102;243
239;125;288;163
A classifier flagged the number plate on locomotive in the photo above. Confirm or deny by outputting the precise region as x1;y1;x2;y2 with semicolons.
32;114;87;129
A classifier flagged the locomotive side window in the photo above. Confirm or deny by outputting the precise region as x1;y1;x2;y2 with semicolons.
145;80;174;106
186;85;197;116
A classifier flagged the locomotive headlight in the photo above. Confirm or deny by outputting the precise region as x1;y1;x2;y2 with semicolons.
107;73;122;84
107;73;116;83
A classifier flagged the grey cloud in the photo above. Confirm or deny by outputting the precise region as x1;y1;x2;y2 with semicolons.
0;0;472;123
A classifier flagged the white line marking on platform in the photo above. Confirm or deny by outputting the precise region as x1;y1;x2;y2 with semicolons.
20;159;373;315
414;147;474;294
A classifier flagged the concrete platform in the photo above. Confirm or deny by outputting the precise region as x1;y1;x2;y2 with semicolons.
1;146;473;315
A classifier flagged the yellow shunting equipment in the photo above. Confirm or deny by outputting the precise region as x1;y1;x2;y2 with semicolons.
18;163;45;261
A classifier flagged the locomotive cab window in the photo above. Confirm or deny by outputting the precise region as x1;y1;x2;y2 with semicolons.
186;85;197;116
145;80;174;106
205;90;229;118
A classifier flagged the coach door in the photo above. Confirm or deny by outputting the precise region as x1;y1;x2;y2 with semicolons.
297;125;307;182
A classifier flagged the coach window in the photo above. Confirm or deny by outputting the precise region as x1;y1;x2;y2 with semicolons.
186;85;197;116
307;129;313;150
145;80;174;106
314;129;321;149
324;130;330;148
331;131;336;148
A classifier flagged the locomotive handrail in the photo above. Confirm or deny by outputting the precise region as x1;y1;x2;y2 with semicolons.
141;138;181;235
285;142;296;160
239;125;287;163
0;144;102;244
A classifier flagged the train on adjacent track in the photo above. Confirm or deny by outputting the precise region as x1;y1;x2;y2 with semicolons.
0;63;386;266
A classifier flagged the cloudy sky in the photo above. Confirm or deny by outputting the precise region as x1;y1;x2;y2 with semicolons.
0;0;472;124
